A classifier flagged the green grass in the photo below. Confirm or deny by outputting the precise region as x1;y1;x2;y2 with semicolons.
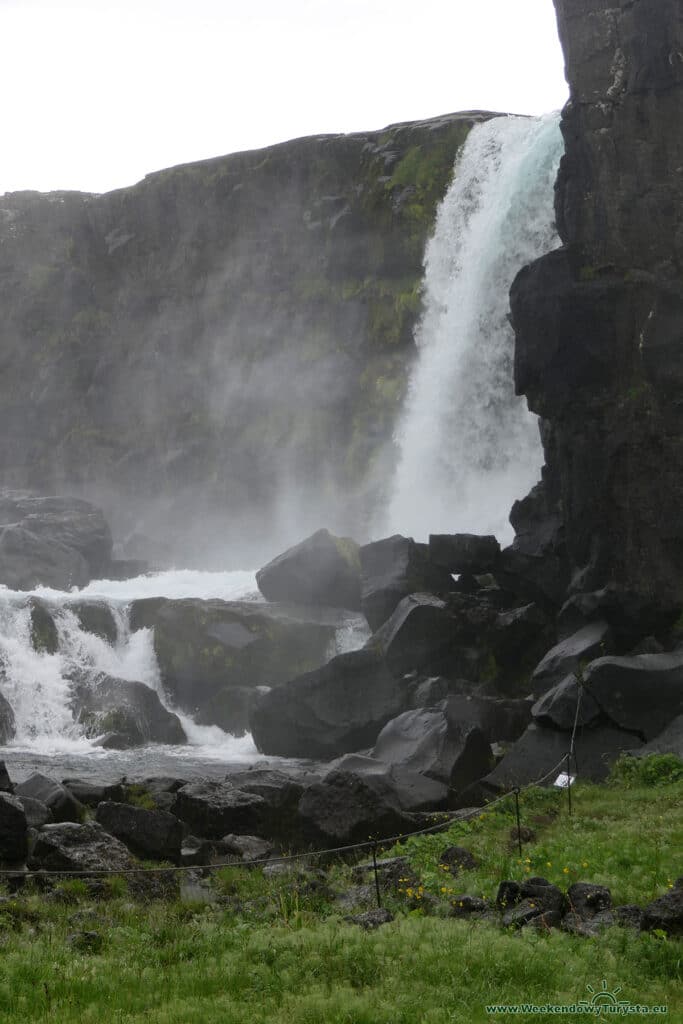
0;765;680;1022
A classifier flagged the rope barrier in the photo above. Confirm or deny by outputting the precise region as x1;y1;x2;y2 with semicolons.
0;684;585;879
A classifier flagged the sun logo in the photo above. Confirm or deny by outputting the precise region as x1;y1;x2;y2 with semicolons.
579;979;630;1012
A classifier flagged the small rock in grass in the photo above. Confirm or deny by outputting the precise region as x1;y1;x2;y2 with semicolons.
345;907;394;930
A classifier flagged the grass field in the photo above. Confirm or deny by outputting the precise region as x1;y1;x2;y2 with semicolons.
0;757;680;1023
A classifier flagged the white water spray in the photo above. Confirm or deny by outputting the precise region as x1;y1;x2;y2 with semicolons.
386;114;563;543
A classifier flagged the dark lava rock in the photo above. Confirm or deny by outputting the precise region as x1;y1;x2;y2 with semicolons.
641;887;683;937
0;493;112;589
566;882;612;919
129;597;338;718
438;846;479;873
171;781;266;841
531;674;601;731
0;792;28;863
322;754;447;812
73;675;186;747
520;879;565;914
96;802;184;864
448;895;489;917
195;686;255;737
70;602;119;643
29;821;136;873
502;899;547;929
496;880;522;909
61;779;126;808
221;834;274;863
561;910;615;937
372;703;493;792
368;593;460;678
634;715;683;759
250;648;407;759
351;855;420;894
28;598;59;654
615;905;644;929
512;0;683;617
0;693;15;745
256;528;361;609
359;534;454;631
345;907;394;929
297;769;417;846
15;774;83;824
582;651;683;740
428;533;500;574
482;722;642;791
0;761;13;793
17;796;51;830
531;622;612;697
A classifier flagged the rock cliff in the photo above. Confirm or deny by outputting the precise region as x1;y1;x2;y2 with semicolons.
0;112;491;564
511;0;683;622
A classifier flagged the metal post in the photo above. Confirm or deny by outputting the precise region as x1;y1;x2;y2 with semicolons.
566;753;572;816
372;841;382;909
514;788;523;857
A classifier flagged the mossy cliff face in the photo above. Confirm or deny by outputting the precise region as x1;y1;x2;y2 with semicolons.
511;0;683;616
0;112;490;564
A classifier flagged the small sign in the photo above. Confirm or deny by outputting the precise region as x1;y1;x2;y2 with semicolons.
554;772;575;789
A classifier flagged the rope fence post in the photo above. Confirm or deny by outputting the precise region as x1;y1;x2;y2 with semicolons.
565;753;573;816
513;788;523;857
371;841;382;909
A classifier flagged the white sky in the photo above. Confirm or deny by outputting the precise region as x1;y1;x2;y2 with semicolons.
1;0;568;196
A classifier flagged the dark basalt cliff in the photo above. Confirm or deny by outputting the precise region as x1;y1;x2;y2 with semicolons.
0;113;489;564
511;0;683;620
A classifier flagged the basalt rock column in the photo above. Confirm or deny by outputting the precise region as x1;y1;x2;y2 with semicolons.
511;0;683;619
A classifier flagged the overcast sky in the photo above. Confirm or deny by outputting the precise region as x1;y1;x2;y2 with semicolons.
1;0;568;196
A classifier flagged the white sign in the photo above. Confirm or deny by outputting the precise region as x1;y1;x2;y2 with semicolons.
554;772;576;789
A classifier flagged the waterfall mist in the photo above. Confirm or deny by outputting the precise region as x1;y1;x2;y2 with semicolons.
385;114;564;544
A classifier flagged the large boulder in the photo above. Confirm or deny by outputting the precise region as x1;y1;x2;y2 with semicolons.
641;884;683;937
531;675;602;731
633;715;683;759
170;781;266;840
15;774;83;823
0;525;90;591
428;534;500;575
73;675;186;747
479;722;643;793
297;768;418;846
530;622;612;697
372;703;493;792
69;601;119;643
359;534;454;630
324;754;448;812
95;802;184;864
28;598;59;654
0;792;28;863
256;528;361;609
29;821;136;873
582;651;683;740
129;598;339;719
368;593;459;678
0;492;113;590
249;648;407;759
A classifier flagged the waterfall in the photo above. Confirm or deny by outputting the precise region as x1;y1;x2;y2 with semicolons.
0;571;260;756
386;114;564;544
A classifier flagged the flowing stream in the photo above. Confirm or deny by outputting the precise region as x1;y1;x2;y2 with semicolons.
386;113;564;543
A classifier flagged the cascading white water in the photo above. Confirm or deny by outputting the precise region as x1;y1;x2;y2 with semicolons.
0;571;263;759
386;114;564;544
0;568;370;769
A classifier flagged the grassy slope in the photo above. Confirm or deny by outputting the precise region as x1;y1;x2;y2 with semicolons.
0;769;680;1023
